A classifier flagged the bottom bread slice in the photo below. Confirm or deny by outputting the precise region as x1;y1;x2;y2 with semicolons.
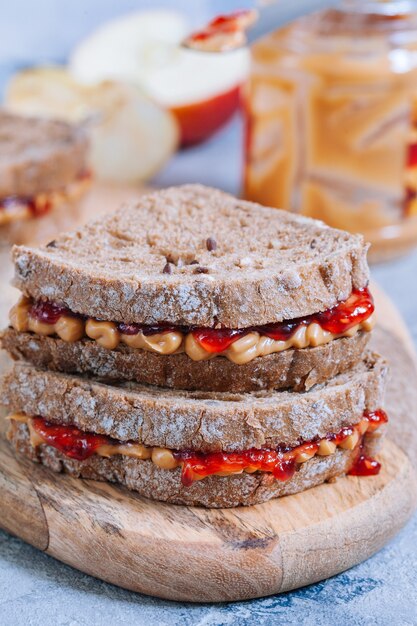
8;420;384;508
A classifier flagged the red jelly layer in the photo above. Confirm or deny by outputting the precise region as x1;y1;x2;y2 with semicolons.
27;288;374;355
191;328;247;353
193;287;374;352
0;170;91;217
175;409;387;485
177;447;300;487
30;409;387;484
31;417;111;461
0;194;52;217
407;142;417;168
30;301;71;325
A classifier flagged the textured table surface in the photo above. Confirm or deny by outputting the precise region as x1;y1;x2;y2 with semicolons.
1;1;417;621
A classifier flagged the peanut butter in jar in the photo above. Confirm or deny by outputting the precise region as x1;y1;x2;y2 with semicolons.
244;0;417;261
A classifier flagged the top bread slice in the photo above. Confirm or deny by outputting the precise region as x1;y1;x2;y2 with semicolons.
12;184;369;328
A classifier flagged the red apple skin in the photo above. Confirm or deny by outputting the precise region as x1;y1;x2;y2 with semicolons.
171;84;242;147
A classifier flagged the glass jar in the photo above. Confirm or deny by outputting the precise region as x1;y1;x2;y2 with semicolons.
244;0;417;261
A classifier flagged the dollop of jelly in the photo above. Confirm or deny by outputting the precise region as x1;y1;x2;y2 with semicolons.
408;142;417;168
315;287;374;334
192;287;374;352
31;417;112;461
363;408;388;431
348;455;381;476
191;328;247;353
175;409;387;485
29;301;69;325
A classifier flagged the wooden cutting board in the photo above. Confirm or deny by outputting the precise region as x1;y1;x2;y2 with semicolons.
0;209;416;602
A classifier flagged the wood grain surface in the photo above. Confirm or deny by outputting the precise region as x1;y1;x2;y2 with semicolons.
0;421;414;602
0;186;416;602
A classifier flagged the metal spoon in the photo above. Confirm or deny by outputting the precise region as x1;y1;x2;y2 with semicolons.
183;0;342;52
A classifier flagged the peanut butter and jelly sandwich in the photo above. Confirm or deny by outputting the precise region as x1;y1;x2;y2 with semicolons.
0;184;388;508
3;184;375;392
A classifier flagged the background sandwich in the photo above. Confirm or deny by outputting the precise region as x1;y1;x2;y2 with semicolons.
0;111;90;243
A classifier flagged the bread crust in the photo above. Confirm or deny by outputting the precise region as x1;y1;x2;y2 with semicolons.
0;355;388;453
0;112;89;198
8;420;385;507
1;327;371;392
12;185;369;328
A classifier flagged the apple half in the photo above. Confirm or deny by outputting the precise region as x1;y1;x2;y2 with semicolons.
69;10;250;146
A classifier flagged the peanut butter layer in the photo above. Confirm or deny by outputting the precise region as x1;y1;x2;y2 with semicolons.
0;325;372;393
7;412;373;479
9;297;376;365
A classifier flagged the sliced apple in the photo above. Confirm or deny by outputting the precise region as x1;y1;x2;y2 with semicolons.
5;67;179;183
69;10;250;145
172;85;242;146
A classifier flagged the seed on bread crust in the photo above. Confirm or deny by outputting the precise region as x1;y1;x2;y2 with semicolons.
194;267;209;274
163;262;172;275
206;237;217;251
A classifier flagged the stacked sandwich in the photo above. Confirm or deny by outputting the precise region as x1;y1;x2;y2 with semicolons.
0;185;388;507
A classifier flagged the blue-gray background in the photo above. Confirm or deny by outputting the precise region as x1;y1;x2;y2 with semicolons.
0;0;251;79
0;2;417;625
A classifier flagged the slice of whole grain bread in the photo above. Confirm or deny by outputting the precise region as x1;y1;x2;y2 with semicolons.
0;354;388;453
8;419;384;508
1;327;371;393
12;184;369;328
0;111;88;198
